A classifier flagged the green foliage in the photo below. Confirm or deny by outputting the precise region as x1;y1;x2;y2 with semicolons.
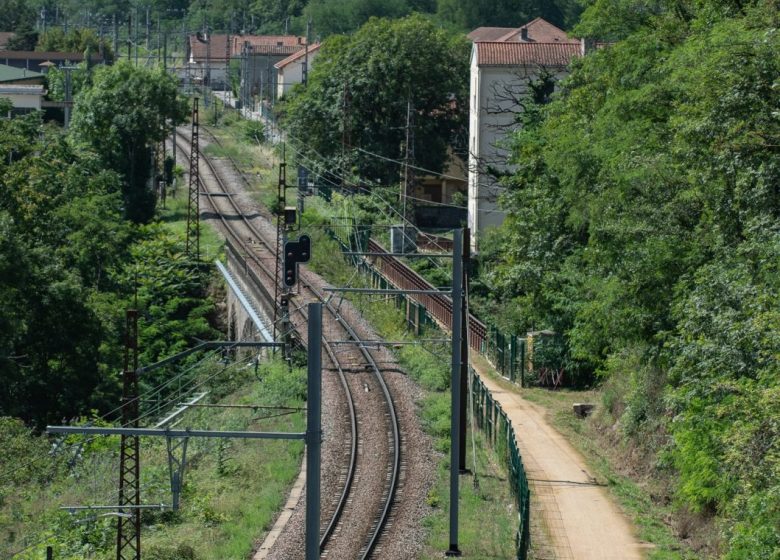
6;24;38;50
0;0;36;32
145;543;199;560
436;0;581;31
251;0;307;33
0;115;131;426
70;62;189;223
283;14;470;186
482;0;780;553
304;0;413;36
38;27;114;62
242;118;265;143
0;78;215;428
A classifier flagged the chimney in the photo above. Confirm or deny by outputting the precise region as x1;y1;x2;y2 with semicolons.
581;37;596;55
520;27;528;41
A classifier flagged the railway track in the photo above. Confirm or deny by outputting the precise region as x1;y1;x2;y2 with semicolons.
174;128;401;559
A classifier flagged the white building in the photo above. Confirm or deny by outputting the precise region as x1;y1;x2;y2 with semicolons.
275;43;321;100
0;64;46;117
0;84;45;115
467;19;587;251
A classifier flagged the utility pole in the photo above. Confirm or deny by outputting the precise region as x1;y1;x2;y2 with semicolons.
273;157;288;343
127;15;132;61
459;228;470;472
113;14;118;59
186;98;200;261
302;19;311;87
134;7;139;66
162;30;168;72
446;229;464;557
225;28;231;97
401;95;415;251
204;23;211;109
116;309;141;560
305;303;322;560
62;66;75;129
266;54;271;106
341;80;350;180
145;7;151;50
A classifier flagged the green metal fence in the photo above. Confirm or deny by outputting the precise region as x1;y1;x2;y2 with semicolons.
472;371;531;560
484;326;527;386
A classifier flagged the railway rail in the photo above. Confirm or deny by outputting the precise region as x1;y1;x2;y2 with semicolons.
366;239;487;351
174;129;401;559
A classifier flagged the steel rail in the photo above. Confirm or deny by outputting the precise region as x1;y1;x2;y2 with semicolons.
176;130;400;557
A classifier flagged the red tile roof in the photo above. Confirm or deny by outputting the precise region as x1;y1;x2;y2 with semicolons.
468;27;518;42
496;18;574;43
189;34;307;61
475;42;582;67
274;43;321;70
232;34;306;56
468;18;576;44
189;33;231;61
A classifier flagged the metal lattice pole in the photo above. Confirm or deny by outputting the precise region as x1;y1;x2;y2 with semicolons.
186;98;200;261
273;159;287;341
117;309;141;560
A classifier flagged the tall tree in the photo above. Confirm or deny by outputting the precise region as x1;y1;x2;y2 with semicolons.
436;0;580;31
303;0;414;37
283;14;470;185
70;62;189;223
0;0;36;31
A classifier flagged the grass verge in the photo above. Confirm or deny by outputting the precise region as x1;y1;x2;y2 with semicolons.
5;357;305;560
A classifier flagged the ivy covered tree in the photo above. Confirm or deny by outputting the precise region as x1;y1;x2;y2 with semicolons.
282;14;470;185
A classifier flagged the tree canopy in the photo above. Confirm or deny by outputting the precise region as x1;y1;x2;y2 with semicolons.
436;0;580;32
70;62;188;223
282;14;470;186
477;0;779;554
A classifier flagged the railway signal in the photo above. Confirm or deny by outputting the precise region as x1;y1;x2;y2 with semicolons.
284;235;311;287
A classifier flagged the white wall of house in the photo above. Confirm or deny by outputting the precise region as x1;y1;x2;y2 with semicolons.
468;46;568;251
277;62;302;99
0;86;44;115
276;49;318;99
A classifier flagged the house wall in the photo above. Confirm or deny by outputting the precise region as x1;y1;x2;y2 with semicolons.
468;47;568;251
277;62;302;99
242;53;293;102
1;89;43;116
277;49;319;99
183;60;228;90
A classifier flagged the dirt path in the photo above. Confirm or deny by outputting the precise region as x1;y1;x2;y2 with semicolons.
471;355;646;560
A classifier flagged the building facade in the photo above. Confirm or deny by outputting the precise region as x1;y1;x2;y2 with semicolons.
274;43;320;100
467;19;586;251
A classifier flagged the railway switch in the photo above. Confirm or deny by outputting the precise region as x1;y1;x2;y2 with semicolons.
283;235;311;287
